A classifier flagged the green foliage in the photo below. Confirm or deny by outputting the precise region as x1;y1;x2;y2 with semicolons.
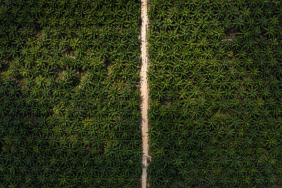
0;0;141;187
148;0;282;187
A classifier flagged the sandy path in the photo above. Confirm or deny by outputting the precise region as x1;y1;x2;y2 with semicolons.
140;0;150;187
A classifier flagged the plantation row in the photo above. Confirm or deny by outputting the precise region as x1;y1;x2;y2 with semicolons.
0;0;141;187
148;0;282;187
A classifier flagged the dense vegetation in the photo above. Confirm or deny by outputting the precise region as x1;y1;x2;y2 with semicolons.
148;0;282;187
0;0;141;187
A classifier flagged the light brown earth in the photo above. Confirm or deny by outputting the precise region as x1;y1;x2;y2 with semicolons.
140;0;150;187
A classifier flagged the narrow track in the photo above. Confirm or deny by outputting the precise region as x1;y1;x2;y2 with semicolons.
140;0;150;187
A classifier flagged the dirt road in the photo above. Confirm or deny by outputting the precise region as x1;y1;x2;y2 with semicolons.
140;0;150;187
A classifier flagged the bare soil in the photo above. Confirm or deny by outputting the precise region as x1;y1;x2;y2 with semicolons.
140;0;150;187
